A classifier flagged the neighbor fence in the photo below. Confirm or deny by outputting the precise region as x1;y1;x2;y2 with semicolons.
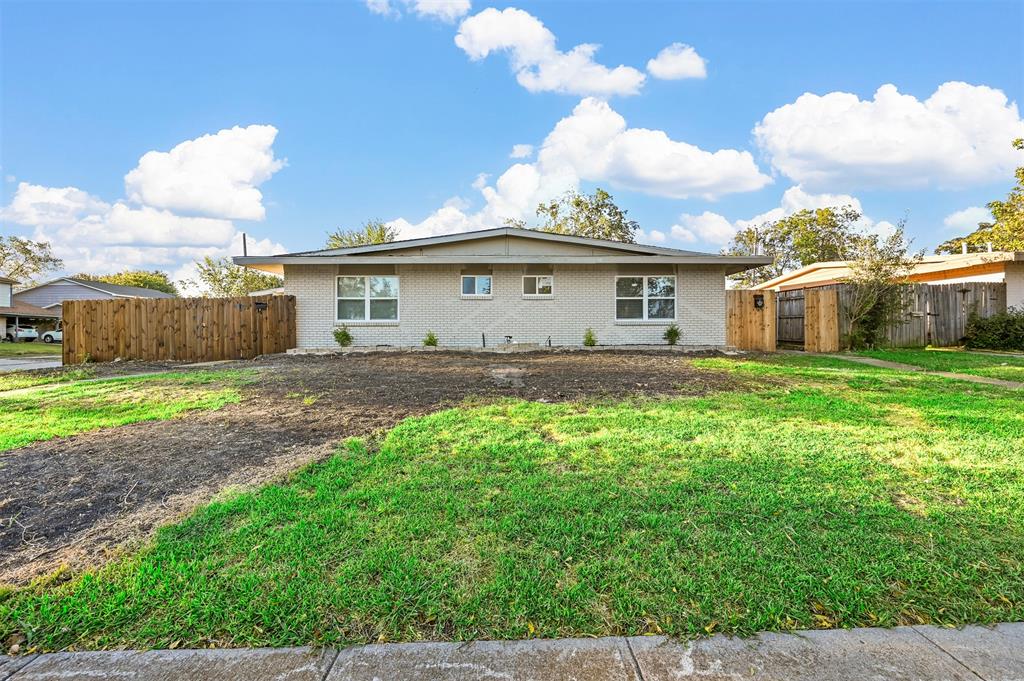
62;295;297;364
741;282;1006;352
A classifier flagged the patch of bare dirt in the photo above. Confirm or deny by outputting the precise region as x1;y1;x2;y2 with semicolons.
0;350;745;585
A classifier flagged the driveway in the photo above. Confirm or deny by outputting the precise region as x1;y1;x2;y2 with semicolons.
0;356;62;373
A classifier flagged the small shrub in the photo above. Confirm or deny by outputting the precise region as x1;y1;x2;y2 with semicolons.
964;308;1024;351
333;326;353;347
583;328;597;347
664;323;681;345
423;330;439;347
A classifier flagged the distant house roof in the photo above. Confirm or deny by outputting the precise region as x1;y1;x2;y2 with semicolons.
16;277;176;299
234;226;773;275
0;300;60;318
752;251;1024;291
0;276;20;285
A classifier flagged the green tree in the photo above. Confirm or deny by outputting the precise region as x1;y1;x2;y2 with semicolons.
74;270;178;295
936;139;1024;254
326;219;398;249
0;236;63;283
724;206;864;287
531;188;639;243
185;257;284;297
844;221;922;348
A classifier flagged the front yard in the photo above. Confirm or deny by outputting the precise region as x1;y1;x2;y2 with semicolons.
856;347;1024;383
0;342;62;357
2;353;1021;651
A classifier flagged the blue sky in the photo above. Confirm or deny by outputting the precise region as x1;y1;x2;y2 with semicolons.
2;0;1022;283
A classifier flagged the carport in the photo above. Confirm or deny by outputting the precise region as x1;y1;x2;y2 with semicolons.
1;299;61;343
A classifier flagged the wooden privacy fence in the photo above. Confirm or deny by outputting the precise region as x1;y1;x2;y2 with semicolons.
726;289;776;352
829;282;1005;348
803;288;840;353
63;295;296;364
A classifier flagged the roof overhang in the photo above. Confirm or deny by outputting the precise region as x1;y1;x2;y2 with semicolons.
235;254;773;276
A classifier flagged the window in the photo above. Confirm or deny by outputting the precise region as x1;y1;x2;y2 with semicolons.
615;276;675;321
461;275;492;297
522;275;553;297
337;275;399;321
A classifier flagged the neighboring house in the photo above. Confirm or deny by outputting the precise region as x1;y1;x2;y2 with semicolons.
1;276;60;340
751;252;1024;309
248;287;286;297
13;277;176;316
234;227;771;349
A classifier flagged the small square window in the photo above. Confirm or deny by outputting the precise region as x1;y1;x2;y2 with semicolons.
462;275;492;296
523;275;553;296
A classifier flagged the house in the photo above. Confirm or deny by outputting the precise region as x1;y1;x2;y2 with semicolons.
13;277;176;317
1;276;60;341
750;251;1024;309
233;227;771;349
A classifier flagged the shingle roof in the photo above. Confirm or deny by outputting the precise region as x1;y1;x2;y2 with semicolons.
60;278;176;298
0;300;61;318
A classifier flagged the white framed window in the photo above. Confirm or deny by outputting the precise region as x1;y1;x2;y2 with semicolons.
615;275;675;321
337;275;399;322
522;275;553;297
461;274;492;297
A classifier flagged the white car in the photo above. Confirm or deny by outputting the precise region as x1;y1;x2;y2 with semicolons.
41;328;63;343
4;324;38;343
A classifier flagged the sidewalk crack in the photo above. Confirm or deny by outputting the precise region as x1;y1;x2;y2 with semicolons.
623;637;645;681
911;627;986;681
318;648;339;681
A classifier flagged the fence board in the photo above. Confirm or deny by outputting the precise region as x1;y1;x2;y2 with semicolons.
726;289;776;352
62;295;296;364
805;288;840;353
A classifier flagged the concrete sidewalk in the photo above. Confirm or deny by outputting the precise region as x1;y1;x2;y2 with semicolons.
0;357;62;374
834;354;1024;389
2;623;1021;680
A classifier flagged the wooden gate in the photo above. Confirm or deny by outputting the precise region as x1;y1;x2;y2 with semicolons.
726;289;776;351
804;288;840;353
776;290;805;345
63;295;296;364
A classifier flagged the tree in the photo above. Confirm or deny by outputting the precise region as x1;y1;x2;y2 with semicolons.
326;219;398;249
844;221;922;348
0;236;63;283
532;188;639;243
724;206;864;287
184;257;284;297
936;138;1024;254
74;270;178;295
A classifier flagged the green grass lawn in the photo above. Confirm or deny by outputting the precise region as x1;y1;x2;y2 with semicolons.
3;355;1022;651
0;342;62;356
856;348;1024;383
0;370;254;451
0;367;95;392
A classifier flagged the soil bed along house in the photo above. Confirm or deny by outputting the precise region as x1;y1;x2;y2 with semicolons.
233;226;771;349
0;351;738;586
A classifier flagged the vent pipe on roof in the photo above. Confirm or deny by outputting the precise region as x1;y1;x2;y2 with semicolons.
987;242;993;253
962;242;968;255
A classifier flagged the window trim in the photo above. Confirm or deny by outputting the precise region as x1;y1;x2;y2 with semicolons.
336;275;400;323
461;274;493;299
522;274;554;298
614;275;676;322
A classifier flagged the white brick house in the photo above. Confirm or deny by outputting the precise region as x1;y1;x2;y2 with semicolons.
234;228;771;349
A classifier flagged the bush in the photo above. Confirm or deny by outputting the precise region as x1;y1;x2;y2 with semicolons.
964;308;1024;351
664;323;680;345
583;328;597;347
333;326;353;347
423;330;439;347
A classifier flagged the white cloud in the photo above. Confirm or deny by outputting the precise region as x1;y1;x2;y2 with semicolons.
124;124;285;221
943;206;992;232
3;126;286;284
671;212;735;245
387;97;770;240
510;143;534;159
366;0;470;22
1;182;110;226
646;43;707;80
646;229;666;243
754;82;1024;189
455;7;646;97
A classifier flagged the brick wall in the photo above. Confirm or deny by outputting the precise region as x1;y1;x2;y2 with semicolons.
284;263;728;348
